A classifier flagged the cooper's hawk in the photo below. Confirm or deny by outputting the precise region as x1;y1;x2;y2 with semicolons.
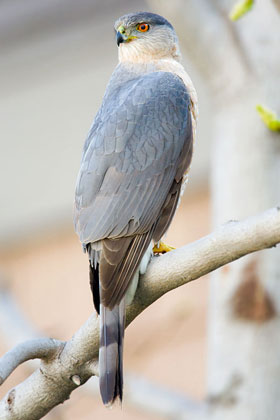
74;12;197;406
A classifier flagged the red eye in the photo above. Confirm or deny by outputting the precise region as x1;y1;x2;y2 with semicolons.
137;23;149;32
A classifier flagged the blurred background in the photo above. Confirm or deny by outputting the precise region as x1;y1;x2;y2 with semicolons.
0;1;279;419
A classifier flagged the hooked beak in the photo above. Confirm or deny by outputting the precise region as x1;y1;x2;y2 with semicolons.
116;31;124;46
116;25;137;46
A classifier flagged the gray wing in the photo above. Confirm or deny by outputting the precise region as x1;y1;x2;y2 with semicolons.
74;71;192;244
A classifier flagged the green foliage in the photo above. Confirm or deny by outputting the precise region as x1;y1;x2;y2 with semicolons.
256;105;280;132
229;0;254;21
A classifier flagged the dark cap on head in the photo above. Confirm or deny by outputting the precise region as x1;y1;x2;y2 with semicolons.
114;12;174;31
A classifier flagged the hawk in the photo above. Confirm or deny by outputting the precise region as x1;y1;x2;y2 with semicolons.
74;11;198;406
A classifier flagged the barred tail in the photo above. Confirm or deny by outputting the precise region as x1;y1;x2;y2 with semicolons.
99;298;125;406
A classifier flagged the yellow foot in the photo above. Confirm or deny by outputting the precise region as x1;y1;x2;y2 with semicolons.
153;241;175;255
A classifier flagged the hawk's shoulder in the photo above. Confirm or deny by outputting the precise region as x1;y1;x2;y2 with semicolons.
74;67;192;244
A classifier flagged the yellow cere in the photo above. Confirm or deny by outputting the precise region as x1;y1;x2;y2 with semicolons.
117;25;137;42
118;25;126;34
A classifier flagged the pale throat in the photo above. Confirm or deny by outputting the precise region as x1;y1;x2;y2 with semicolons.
118;41;181;64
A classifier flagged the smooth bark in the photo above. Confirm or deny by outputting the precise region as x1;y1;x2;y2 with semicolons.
0;207;279;419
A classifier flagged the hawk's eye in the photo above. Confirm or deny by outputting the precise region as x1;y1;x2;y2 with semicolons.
137;23;149;32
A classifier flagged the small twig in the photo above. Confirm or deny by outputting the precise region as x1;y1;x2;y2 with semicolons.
0;338;64;385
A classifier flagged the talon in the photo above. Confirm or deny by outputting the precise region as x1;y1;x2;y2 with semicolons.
153;241;175;255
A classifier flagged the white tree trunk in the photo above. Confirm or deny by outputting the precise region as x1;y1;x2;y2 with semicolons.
148;1;280;418
209;2;280;419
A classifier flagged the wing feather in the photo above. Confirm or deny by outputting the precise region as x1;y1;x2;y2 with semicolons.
74;69;194;308
100;231;154;308
74;71;192;243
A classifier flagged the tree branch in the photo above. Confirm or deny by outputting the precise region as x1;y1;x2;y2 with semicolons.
0;286;205;420
0;206;279;420
0;339;64;386
0;287;69;420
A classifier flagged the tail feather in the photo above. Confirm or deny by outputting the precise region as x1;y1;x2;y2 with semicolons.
99;298;125;406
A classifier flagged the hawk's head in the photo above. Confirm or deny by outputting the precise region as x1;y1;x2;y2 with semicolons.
114;12;180;62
